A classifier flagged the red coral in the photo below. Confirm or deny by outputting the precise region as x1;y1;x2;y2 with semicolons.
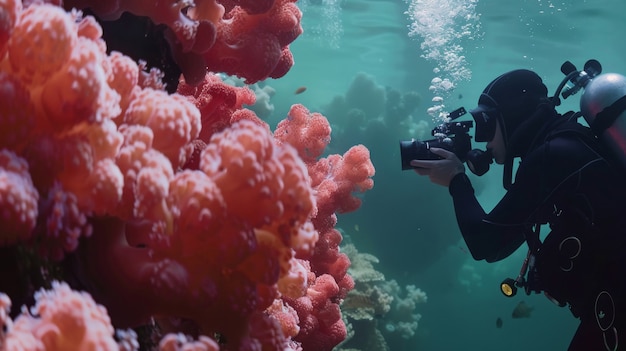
266;299;300;338
177;73;260;141
244;312;289;350
312;146;375;217
220;0;275;14
275;104;332;164
275;106;375;351
203;0;302;83
285;274;347;351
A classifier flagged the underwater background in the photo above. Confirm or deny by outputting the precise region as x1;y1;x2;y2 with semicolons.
258;0;625;350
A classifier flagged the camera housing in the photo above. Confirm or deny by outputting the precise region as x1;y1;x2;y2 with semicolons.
399;107;473;170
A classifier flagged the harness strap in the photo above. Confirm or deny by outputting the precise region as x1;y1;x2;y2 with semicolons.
590;95;626;136
525;223;542;253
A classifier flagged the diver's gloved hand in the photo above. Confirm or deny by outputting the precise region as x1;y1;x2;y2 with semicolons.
411;147;465;187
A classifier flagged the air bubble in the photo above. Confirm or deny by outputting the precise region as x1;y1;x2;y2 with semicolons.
406;0;482;123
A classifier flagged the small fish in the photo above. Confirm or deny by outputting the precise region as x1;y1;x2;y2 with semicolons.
354;224;360;232
496;317;503;328
512;301;534;318
294;86;307;95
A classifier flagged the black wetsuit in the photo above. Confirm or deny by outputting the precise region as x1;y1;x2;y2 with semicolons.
448;106;626;350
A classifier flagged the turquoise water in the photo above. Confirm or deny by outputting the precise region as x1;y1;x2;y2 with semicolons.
260;0;626;349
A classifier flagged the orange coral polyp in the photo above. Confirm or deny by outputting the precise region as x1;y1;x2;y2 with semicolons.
82;119;124;161
8;4;77;86
273;145;316;229
41;38;118;129
86;159;124;215
168;169;226;238
6;281;118;350
123;88;201;168
200;120;287;227
107;52;140;116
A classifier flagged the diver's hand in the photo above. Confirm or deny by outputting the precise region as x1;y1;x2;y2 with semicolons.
410;147;465;187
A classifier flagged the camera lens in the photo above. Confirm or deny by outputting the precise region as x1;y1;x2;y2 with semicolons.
399;139;420;170
399;138;452;170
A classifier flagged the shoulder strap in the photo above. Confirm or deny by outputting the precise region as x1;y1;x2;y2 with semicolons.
545;120;598;146
590;95;626;136
546;117;626;177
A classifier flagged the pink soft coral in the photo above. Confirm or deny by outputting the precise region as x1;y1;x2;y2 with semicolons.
274;104;375;350
0;4;133;259
202;0;302;83
0;3;378;351
3;281;118;350
8;4;76;87
77;120;318;349
123;88;201;169
177;73;259;141
274;104;332;164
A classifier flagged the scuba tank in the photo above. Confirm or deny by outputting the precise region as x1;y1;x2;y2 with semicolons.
558;59;626;171
580;72;626;169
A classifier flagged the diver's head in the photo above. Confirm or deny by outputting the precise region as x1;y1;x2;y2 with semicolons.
470;69;549;145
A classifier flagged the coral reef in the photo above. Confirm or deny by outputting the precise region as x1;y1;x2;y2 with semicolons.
338;244;427;351
0;1;376;350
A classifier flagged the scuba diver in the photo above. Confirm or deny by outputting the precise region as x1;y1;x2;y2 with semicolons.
411;68;626;350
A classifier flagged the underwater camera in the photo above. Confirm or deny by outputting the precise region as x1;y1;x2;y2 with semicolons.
399;107;493;176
